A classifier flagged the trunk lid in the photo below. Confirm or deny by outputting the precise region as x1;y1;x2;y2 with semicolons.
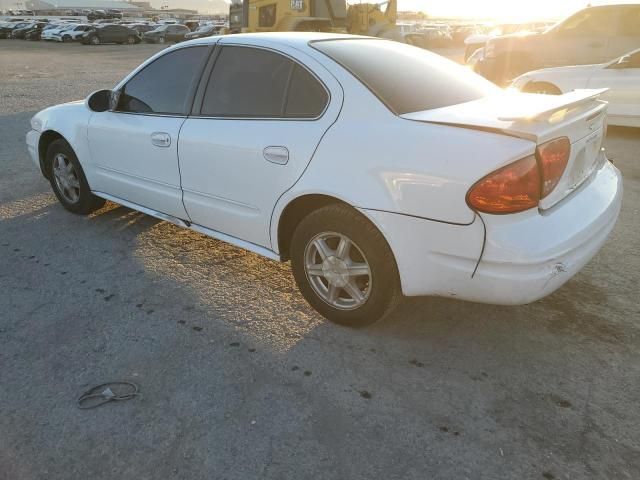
401;89;609;210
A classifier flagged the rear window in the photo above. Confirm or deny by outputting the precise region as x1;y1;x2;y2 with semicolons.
311;39;498;115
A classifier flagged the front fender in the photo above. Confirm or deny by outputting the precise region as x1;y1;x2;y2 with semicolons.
33;101;93;179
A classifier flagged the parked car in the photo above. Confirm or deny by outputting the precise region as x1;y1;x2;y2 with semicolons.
26;34;621;326
53;24;93;42
11;21;48;39
143;24;190;43
475;4;640;85
81;25;141;45
87;9;121;21
464;22;552;62
512;49;640;128
128;23;157;35
184;23;219;40
0;21;29;39
42;23;77;41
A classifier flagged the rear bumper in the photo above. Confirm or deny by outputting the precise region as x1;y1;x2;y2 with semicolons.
361;160;622;305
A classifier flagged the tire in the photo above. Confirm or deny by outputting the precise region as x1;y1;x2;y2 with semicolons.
521;81;562;95
46;139;105;215
157;36;165;44
127;35;135;44
90;35;100;45
62;35;71;43
290;204;401;327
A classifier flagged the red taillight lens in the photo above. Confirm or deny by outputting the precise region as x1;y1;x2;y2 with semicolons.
466;155;540;214
537;137;570;198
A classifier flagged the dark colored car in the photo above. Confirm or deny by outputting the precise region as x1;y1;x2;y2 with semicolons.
476;4;640;85
87;9;122;21
13;22;48;39
184;24;220;40
128;23;157;35
0;21;29;39
143;24;190;44
81;25;141;45
24;22;52;40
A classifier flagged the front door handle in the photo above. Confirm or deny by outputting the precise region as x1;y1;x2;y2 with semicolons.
151;132;171;148
263;146;289;165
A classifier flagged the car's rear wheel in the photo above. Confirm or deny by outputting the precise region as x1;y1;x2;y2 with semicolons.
90;36;100;45
290;204;401;327
127;35;135;44
522;81;562;95
47;139;105;215
62;35;71;43
157;36;165;44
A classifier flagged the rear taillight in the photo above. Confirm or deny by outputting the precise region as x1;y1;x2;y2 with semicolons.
466;155;540;214
537;137;570;198
467;137;571;214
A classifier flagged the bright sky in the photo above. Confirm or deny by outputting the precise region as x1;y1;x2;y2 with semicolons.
398;0;639;20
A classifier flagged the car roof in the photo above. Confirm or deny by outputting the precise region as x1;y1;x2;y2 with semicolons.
186;32;372;48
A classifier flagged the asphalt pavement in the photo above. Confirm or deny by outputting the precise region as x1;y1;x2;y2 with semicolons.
1;41;639;480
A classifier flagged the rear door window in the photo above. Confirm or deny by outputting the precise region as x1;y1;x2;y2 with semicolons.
200;46;328;118
201;46;291;117
285;64;328;118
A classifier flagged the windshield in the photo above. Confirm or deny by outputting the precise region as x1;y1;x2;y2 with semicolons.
312;39;499;115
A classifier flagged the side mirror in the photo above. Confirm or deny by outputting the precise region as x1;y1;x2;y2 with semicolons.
87;89;112;112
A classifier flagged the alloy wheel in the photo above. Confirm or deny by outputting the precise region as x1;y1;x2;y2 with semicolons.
304;232;372;310
52;153;80;204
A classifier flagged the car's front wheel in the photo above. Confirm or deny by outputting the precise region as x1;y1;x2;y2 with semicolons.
290;204;401;327
47;139;105;214
62;35;71;42
127;35;136;44
90;35;100;45
157;36;165;44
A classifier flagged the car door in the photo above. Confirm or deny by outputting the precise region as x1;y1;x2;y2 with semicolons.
587;50;640;122
178;42;343;249
165;25;177;41
546;7;617;67
87;45;211;218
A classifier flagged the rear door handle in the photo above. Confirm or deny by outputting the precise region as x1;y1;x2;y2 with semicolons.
263;146;289;165
151;132;171;148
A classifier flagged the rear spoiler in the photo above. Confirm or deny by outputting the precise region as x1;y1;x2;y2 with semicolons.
497;88;609;122
400;88;609;143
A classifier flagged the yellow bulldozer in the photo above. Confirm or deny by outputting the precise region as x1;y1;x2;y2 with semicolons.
229;0;398;37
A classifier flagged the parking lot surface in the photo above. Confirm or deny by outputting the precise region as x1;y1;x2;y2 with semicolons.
1;41;639;480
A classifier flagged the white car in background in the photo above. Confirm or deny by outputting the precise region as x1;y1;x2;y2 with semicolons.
513;49;640;128
41;23;76;41
52;24;94;42
25;34;622;326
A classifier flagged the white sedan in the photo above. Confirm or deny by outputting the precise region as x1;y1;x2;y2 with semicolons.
41;23;76;41
513;49;640;128
52;24;94;42
26;33;622;326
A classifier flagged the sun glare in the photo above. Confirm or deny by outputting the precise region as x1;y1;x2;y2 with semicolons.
398;0;624;21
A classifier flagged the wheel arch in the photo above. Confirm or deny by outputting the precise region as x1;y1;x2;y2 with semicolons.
38;130;66;179
522;80;563;95
274;194;401;282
